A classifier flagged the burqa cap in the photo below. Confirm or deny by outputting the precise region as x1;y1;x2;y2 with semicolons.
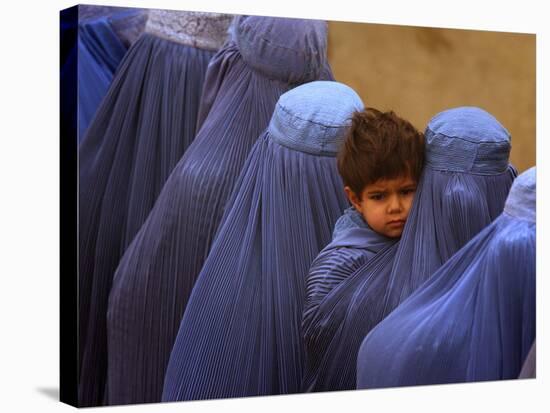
232;15;328;84
504;166;536;222
268;80;364;156
425;106;511;174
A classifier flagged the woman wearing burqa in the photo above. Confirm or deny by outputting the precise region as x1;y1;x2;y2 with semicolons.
78;10;232;406
301;107;517;392
357;167;535;388
106;16;332;405
162;80;361;401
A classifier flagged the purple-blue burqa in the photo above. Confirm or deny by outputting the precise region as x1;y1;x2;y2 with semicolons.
78;10;232;406
105;16;332;406
357;167;536;388
301;107;517;392
161;81;362;401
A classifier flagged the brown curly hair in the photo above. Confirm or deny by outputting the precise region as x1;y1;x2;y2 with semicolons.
337;107;425;196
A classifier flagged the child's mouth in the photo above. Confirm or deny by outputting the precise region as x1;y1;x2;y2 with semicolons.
387;219;405;227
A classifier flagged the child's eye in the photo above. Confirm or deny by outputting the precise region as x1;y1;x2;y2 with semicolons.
369;193;384;201
400;188;416;196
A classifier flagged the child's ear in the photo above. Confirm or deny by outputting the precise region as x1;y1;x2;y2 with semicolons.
344;186;362;210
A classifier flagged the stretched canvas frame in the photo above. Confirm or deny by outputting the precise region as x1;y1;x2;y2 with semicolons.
60;2;536;408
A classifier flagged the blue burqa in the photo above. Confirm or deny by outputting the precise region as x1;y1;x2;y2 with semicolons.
301;107;517;392
78;11;231;406
161;81;362;401
357;167;536;388
105;16;332;406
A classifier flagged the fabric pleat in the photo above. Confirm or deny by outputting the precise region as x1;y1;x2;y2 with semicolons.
78;33;214;407
300;107;516;392
194;40;241;134
356;167;536;388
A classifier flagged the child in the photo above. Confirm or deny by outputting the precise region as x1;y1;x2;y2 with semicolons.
302;107;424;392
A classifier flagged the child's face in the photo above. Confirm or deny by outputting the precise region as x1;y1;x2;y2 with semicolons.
345;175;417;238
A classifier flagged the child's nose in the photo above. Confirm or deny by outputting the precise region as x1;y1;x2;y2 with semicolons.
387;195;402;213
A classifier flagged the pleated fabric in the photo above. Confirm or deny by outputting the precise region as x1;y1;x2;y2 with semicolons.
519;341;536;379
301;107;517;392
357;167;536;389
161;80;362;401
78;26;220;406
106;17;332;406
77;15;128;142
